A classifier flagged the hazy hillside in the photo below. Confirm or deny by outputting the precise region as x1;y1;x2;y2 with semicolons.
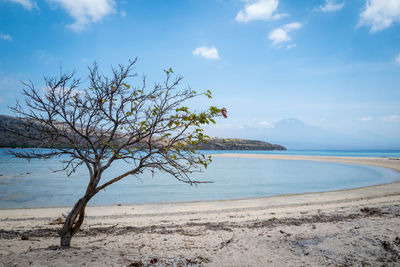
200;138;285;150
265;118;346;150
0;115;286;151
265;118;400;150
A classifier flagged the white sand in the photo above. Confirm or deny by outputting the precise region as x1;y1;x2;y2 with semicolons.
1;154;399;266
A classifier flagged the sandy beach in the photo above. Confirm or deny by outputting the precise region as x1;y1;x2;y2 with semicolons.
1;154;400;266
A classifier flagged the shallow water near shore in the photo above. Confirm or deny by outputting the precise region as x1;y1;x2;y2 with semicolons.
0;149;399;209
208;149;400;158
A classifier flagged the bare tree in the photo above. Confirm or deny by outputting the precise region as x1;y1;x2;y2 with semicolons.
7;59;225;247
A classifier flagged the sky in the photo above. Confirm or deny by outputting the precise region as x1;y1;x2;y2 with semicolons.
0;0;400;149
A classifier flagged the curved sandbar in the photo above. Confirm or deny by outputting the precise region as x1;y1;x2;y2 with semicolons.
213;153;400;172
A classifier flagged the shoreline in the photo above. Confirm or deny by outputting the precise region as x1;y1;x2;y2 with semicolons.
1;155;399;221
0;154;399;212
1;177;400;212
1;154;400;266
1;176;399;222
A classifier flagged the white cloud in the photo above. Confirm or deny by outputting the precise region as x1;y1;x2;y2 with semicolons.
284;22;302;31
0;33;12;41
268;22;302;45
358;0;400;33
7;0;36;11
319;0;345;12
286;44;296;49
395;53;400;64
50;0;116;32
380;114;400;122
259;121;275;128
192;46;220;60
120;10;127;17
361;116;373;121
269;28;290;44
235;0;287;22
43;85;83;98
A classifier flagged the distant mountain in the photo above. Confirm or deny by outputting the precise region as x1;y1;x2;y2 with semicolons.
265;118;344;150
263;118;400;150
0;115;286;151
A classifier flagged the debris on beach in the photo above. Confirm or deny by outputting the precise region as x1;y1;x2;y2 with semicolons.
20;233;29;240
49;214;67;225
360;207;382;215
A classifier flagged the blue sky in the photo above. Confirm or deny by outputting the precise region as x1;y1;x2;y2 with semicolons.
0;0;400;149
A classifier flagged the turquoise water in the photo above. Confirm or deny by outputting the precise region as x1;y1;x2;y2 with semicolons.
0;149;399;208
205;150;400;158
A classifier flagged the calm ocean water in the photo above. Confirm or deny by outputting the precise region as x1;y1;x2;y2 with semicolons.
0;149;399;208
207;150;400;158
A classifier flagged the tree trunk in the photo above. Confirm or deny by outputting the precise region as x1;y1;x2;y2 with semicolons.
59;196;90;248
60;231;73;247
59;170;100;248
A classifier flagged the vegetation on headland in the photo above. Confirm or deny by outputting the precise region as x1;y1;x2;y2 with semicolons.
0;115;286;151
198;137;286;150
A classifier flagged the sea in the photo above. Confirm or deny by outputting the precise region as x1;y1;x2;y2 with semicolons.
0;149;399;209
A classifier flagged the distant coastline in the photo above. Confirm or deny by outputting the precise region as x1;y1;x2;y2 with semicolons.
0;115;286;151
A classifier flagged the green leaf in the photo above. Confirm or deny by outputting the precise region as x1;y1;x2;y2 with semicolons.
122;83;130;88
